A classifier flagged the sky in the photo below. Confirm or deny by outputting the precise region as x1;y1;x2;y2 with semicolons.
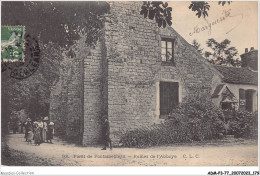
168;1;258;57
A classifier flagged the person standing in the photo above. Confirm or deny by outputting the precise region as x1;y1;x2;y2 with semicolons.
37;119;44;143
101;118;112;150
7;121;11;134
24;118;33;142
13;117;19;134
42;117;48;143
19;120;23;133
33;123;41;146
27;130;33;145
46;122;54;144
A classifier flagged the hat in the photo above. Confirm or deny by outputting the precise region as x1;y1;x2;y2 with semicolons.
49;122;54;126
43;117;49;121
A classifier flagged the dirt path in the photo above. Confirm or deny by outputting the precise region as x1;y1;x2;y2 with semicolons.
2;134;258;166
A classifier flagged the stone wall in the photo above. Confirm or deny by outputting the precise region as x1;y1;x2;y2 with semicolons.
82;32;107;145
104;2;221;144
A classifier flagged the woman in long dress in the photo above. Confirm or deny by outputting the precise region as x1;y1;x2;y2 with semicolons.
42;117;49;143
24;118;33;142
27;131;33;144
34;123;41;146
37;119;43;143
42;121;47;143
46;122;54;144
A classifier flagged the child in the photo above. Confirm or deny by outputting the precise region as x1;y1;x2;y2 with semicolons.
27;131;33;144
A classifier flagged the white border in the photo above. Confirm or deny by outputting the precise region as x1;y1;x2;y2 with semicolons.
1;166;259;176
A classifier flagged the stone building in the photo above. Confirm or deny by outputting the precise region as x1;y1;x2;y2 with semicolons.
212;48;258;112
49;2;257;146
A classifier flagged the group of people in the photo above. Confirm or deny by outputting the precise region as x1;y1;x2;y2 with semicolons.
23;117;54;146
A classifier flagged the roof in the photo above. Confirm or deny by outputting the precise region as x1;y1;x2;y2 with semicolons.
221;86;238;102
212;84;238;102
212;84;225;98
214;65;258;85
240;49;258;57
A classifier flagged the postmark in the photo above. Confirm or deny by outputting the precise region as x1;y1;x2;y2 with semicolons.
1;26;25;62
1;34;40;79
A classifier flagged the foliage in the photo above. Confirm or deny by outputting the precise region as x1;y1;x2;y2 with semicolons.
218;1;232;6
205;38;241;67
192;39;203;55
1;42;66;134
120;95;225;148
168;95;225;138
141;1;232;27
189;1;210;18
1;1;107;134
140;1;172;28
189;1;232;18
229;111;258;138
1;1;110;48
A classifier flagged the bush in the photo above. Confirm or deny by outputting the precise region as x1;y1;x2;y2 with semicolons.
119;95;226;148
229;111;258;139
119;123;168;148
168;94;225;140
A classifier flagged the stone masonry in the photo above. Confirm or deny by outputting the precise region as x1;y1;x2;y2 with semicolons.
50;2;222;146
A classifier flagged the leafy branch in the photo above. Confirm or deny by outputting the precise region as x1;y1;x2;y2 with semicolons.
140;1;232;28
140;1;172;28
189;1;232;18
189;1;210;18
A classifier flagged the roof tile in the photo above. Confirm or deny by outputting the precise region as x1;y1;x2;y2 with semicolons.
214;65;258;85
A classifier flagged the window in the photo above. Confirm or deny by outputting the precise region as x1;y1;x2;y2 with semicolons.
239;89;246;111
221;102;233;110
245;89;254;112
160;82;179;117
239;89;254;112
161;38;174;65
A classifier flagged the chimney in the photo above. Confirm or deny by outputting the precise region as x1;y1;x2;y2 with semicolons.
241;48;258;71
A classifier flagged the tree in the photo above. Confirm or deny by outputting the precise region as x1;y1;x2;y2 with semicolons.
205;38;241;67
140;1;173;28
141;1;232;28
1;2;110;48
1;2;111;134
192;39;204;55
189;1;210;18
188;1;231;18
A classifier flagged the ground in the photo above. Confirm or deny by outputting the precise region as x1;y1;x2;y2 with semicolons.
1;133;258;166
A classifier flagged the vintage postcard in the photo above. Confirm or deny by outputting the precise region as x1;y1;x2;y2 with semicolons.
1;1;258;175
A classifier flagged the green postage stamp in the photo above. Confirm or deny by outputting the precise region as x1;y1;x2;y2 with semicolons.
1;26;25;62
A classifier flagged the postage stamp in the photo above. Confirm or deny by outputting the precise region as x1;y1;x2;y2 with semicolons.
1;26;25;62
2;34;40;79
